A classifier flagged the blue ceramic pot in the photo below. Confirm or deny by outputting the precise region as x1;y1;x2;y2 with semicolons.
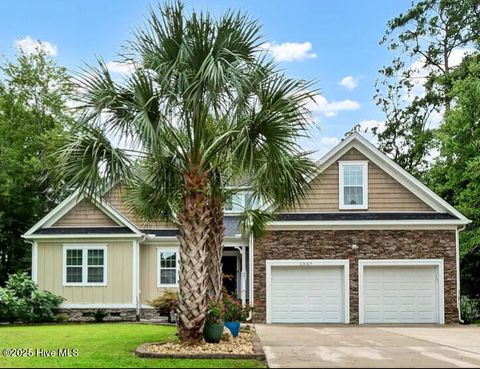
224;321;241;337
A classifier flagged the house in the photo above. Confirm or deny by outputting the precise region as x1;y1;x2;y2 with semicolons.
23;133;470;324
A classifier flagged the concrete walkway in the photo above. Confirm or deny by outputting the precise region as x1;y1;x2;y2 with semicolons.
255;325;480;368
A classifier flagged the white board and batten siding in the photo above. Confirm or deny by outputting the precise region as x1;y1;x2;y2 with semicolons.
359;259;445;324
266;260;350;324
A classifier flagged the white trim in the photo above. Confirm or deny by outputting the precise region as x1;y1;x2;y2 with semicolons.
265;259;350;324
143;235;179;243
157;246;180;288
60;303;136;309
224;249;242;295
24;234;143;240
269;220;465;231
249;233;254;310
23;188;142;237
132;240;140;308
31;241;38;283
62;244;108;287
307;133;470;224
25;189;82;236
358;259;445;324
339;161;368;210
240;245;247;305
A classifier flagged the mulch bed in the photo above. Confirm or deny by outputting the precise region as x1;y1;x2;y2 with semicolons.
135;330;266;360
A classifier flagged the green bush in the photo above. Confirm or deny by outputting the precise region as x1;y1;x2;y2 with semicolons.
0;273;64;323
93;309;109;323
0;289;28;323
55;313;69;323
460;296;480;324
149;290;178;323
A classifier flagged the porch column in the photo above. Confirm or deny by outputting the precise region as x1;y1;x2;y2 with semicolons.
132;240;140;321
240;245;247;305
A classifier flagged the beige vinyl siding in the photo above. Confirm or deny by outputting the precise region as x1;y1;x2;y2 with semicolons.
52;200;118;227
290;148;433;212
105;186;175;230
36;240;133;304
140;243;178;304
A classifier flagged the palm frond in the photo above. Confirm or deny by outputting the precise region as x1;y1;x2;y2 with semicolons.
238;209;274;239
53;123;133;200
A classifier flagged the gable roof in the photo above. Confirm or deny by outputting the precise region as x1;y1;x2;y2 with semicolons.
23;189;143;238
306;132;469;224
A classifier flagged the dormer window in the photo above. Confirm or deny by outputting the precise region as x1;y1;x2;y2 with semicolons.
339;161;368;210
224;191;261;213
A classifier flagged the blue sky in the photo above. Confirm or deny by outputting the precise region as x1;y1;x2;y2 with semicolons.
0;0;411;158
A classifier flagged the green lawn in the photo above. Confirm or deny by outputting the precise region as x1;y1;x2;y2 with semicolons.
0;323;265;368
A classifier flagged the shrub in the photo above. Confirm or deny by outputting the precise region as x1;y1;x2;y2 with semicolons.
149;290;178;323
0;288;28;323
29;290;65;322
222;291;255;322
460;296;480;324
206;297;224;324
6;273;37;299
0;273;64;323
55;313;69;323
93;309;108;323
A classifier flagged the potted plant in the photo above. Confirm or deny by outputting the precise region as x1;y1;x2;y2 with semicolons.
203;298;224;343
222;291;255;337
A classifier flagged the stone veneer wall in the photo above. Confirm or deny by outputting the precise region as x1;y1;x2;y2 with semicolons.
253;229;458;324
58;308;160;322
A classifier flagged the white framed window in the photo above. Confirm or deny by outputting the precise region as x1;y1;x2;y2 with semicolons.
157;248;179;287
339;161;368;210
63;244;107;286
224;191;261;213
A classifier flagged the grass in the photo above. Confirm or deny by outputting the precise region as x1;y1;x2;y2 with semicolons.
0;323;265;368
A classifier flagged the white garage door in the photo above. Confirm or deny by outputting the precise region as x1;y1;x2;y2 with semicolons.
270;265;345;323
362;265;439;324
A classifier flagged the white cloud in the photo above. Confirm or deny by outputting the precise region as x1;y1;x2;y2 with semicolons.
15;36;57;56
339;76;359;90
106;61;135;75
358;119;385;133
402;47;475;102
307;94;360;117
300;135;340;160
261;42;317;62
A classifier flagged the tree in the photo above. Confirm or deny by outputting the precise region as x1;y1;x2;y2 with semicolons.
427;53;480;296
0;50;72;285
358;0;480;175
56;2;316;343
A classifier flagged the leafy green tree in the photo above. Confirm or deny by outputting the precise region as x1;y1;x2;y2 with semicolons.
427;54;480;295
0;50;72;284
358;0;480;175
57;2;315;343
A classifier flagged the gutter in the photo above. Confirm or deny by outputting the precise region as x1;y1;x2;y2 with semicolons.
247;232;254;322
457;225;466;324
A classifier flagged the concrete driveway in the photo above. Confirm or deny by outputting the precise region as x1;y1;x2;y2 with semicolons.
255;325;480;368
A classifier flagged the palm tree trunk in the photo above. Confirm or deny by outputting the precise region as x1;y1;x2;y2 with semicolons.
206;194;224;301
176;169;210;344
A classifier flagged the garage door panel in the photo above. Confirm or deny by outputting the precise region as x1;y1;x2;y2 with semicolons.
270;265;345;323
362;265;439;324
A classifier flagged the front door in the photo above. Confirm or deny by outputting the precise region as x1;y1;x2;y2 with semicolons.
222;255;238;295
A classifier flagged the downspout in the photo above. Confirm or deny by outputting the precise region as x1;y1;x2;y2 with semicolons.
457;226;466;324
248;232;254;322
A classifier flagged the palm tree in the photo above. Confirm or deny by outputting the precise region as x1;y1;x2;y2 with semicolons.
57;1;316;344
